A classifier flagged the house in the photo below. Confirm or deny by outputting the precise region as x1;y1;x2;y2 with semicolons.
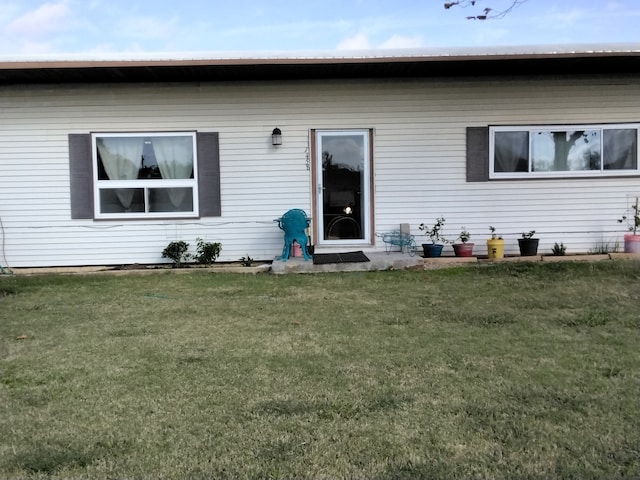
0;44;639;268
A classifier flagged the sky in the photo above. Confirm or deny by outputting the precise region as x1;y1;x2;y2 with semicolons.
1;0;639;58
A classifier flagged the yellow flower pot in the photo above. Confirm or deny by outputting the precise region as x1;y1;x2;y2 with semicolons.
486;238;505;260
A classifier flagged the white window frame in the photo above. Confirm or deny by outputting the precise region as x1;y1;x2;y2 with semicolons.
92;132;199;219
489;123;640;179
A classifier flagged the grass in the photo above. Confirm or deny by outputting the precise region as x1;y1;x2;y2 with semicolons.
589;240;621;254
1;260;639;479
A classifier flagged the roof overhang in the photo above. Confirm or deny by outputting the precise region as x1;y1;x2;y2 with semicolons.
1;44;638;85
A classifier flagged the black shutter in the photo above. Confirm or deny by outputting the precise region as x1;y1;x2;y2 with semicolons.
197;132;221;217
68;134;94;219
466;126;489;182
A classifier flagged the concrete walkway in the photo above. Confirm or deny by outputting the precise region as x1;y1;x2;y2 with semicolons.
270;252;425;274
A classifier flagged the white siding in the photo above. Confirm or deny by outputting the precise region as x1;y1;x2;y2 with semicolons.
1;75;639;267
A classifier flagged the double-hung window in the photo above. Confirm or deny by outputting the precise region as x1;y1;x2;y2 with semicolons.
489;124;639;179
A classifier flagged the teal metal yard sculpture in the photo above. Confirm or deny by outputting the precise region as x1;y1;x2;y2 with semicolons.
276;209;312;261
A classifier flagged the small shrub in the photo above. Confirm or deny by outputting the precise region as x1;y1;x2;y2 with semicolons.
194;238;221;265
240;255;254;267
552;242;566;256
162;241;190;267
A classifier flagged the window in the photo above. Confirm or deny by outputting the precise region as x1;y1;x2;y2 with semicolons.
69;131;220;220
93;132;197;218
489;124;639;179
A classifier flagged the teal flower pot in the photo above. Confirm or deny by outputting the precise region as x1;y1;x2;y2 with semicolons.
422;243;444;258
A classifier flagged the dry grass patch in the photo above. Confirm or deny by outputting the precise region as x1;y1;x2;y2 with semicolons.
1;260;639;479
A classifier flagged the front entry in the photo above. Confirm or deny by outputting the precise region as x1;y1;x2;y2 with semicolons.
314;130;372;246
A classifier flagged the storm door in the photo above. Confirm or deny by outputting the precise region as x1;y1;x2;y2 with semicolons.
314;130;372;246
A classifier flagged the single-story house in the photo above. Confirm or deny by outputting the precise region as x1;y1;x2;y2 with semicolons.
0;44;638;268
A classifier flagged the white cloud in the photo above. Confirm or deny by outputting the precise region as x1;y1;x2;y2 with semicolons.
379;34;424;49
336;32;371;50
117;15;179;41
7;1;73;39
337;32;425;50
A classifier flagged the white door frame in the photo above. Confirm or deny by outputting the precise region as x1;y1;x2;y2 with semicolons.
313;129;373;247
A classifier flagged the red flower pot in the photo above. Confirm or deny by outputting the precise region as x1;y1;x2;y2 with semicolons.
452;243;474;257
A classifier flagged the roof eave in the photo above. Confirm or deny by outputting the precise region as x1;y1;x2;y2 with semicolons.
1;46;639;84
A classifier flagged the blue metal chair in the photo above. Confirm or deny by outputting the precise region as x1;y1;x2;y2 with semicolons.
276;209;312;261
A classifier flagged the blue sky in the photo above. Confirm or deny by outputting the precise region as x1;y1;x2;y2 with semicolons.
1;0;639;57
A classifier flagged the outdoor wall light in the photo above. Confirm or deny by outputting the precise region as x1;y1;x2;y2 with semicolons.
271;127;282;146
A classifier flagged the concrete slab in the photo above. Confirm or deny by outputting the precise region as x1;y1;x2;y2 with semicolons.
479;255;543;263
608;253;640;261
270;252;424;274
422;257;478;269
7;263;272;276
540;254;611;263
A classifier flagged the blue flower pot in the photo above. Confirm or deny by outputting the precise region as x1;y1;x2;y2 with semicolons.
422;243;444;258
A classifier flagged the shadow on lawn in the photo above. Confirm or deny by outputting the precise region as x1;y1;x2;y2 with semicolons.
12;440;131;475
15;447;96;475
253;391;414;420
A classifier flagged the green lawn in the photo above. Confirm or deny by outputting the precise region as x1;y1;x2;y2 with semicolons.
1;261;639;479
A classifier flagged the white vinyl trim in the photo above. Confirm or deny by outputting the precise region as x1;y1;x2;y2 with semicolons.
91;131;199;219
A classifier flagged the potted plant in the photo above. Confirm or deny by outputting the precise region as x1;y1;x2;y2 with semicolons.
452;227;474;257
419;216;448;258
518;230;539;256
618;196;640;253
486;226;504;260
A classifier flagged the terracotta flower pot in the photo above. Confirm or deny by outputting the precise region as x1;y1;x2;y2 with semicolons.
453;243;474;257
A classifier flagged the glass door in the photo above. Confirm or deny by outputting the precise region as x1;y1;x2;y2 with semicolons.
315;130;371;245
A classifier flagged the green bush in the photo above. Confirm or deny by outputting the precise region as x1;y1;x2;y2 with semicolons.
194;238;221;265
162;241;190;267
